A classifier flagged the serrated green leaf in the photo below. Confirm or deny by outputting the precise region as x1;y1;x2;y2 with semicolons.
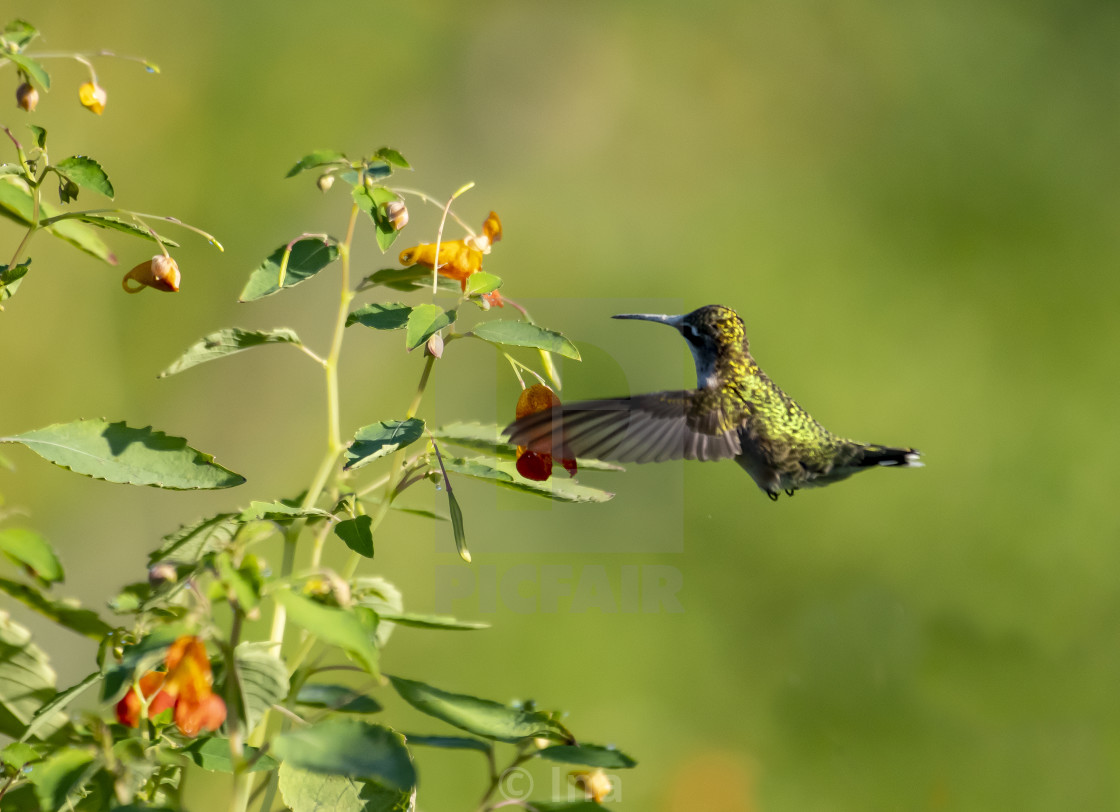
296;683;382;714
6;53;49;91
0;419;245;490
346;302;412;330
0;178;114;264
286;150;348;178
465;272;502;297
442;456;614;503
388;676;573;744
273;720;415;790
29;748;96;811
76;213;179;247
401;734;489;752
351;576;403;649
239;501;331;523
1;741;39;771
373;148;410;169
373;610;488;631
334;516;374;558
54;156;115;199
149;513;240;564
538;744;637;769
0;578;111;639
405;304;453;350
159;327;302;378
240;239;339;301
0;613;65;740
235;642;289;733
0;527;63;583
274;591;379;677
471;320;581;360
345;419;426;471
181;737;277;773
22;672;100;744
278;762;414;812
0;259;30;304
431;423;624;471
360;267;459;293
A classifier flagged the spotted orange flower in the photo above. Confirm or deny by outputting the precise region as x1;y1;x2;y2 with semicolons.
514;384;576;481
399;211;504;307
122;255;180;293
116;635;226;737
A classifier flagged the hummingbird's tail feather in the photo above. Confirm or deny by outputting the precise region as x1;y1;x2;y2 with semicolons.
857;445;923;468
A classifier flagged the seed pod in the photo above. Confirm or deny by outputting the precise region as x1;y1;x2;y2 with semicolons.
16;82;38;112
78;81;107;115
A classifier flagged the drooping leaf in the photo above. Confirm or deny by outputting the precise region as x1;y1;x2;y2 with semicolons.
470;320;581;360
76;213;180;247
53;156;115;199
286;150;349;178
388;676;574;744
404;304;453;350
278;763;414;812
22;672;100;744
0;527;63;583
429;439;470;562
0;420;246;490
538;744;637;769
5;53;49;91
431;423;624;471
334;516;374;558
0;259;30;304
346;302;412;331
3;20;40;50
401;734;489;752
0;578;112;639
274;591;379;677
29;748;96;812
158;328;302;378
345;420;426;471
360;267;459;293
239;501;331;523
372;610;488;631
27;124;46;150
240;239;339;301
234;642;290;734
181;737;277;773
0;613;66;740
0;178;114;264
372;148;411;169
149;513;240;564
296;683;382;714
273;720;415;790
442;456;614;504
351;577;403;649
464;272;502;297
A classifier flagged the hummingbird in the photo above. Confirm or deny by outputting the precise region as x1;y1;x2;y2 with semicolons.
504;304;922;500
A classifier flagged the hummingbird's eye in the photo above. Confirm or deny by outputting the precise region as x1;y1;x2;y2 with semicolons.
683;324;704;347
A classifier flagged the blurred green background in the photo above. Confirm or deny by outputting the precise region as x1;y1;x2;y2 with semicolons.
3;1;1119;809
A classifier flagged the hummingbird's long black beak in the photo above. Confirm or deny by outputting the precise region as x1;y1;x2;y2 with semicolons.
612;313;685;329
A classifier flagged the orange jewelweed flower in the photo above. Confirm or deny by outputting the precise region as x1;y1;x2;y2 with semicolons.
571;770;613;803
115;635;226;737
79;81;107;115
514;384;576;481
398;211;504;306
122;255;180;293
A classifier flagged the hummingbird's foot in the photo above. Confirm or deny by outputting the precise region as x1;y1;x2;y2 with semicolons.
785;488;795;497
767;491;779;502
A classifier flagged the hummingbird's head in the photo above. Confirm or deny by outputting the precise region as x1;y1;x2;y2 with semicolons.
613;304;747;388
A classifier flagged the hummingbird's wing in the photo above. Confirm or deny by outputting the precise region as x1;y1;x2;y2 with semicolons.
504;391;742;464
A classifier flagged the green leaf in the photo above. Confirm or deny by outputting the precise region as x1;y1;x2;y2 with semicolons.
345;419;426;471
215;552;260;611
101;626;186;702
538;744;637;769
5;53;49;91
158;327;302;378
0;178;115;264
402;734;489;752
27;124;46;150
443;456;615;504
530;803;608;812
372;610;488;631
471;320;581;360
277;763;414;812
405;304;453;350
149;513;240;564
0;527;63;583
29;748;96;812
447;489;469;563
297;683;382;714
465;272;502;297
274;591;380;677
391;507;446;521
3;20;40;49
0;612;66;740
182;737;277;773
0;419;246;490
239;501;331;523
1;741;39;771
286;150;348;178
273;720;415;790
334;516;374;558
346;302;412;330
0;578;112;639
240;239;339;302
373;148;411;169
360;267;459;293
235;642;290;734
0;259;30;304
432;423;624;471
351;577;403;649
53;156;115;199
22;672;100;743
352;186;401;253
77;213;179;247
388;676;574;744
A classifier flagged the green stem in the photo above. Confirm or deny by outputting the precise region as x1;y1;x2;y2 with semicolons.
8;181;40;268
